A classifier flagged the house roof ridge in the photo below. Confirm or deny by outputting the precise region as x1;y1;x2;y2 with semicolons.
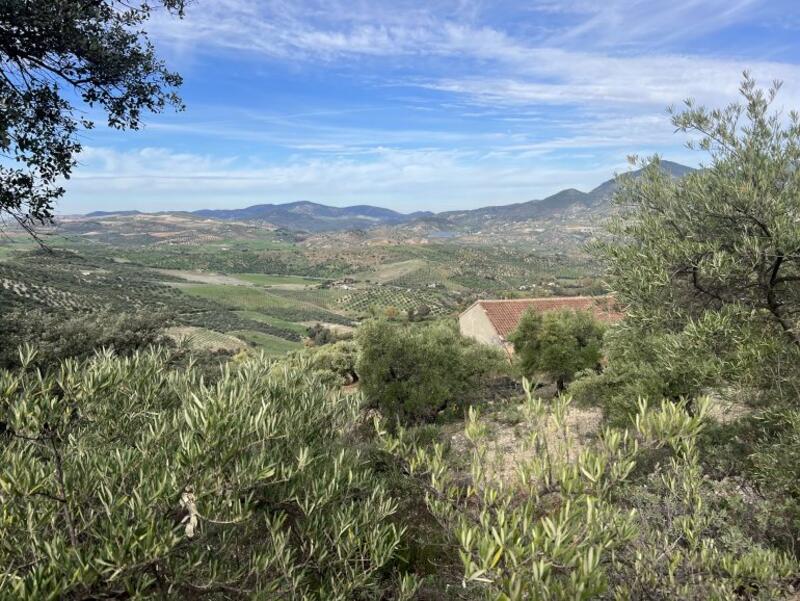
477;294;612;303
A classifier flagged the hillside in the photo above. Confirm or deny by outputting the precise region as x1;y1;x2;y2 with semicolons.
193;200;434;232
73;161;693;234
431;160;693;229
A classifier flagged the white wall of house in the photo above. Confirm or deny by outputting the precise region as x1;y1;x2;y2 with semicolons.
459;303;503;348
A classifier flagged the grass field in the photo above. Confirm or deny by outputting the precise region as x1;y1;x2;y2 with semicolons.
266;287;347;309
234;310;310;335
176;283;316;311
233;273;321;287
350;259;430;283
229;330;303;355
175;283;352;325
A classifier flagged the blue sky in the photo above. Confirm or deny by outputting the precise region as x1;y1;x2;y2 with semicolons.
62;0;800;214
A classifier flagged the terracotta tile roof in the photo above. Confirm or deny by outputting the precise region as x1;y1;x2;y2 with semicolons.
468;296;623;339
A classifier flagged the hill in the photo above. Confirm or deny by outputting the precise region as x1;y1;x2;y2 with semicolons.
431;160;693;229
77;161;693;233
193;200;434;232
85;210;143;217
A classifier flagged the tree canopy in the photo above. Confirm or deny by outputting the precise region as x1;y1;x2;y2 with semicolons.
357;320;505;424
508;309;604;391
599;74;800;351
0;1;185;230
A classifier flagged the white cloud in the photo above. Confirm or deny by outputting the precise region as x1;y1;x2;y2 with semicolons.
151;1;800;114
544;0;762;48
62;0;797;214
61;145;649;214
152;0;772;61
423;52;800;110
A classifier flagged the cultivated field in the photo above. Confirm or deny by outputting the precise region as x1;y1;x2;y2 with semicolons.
0;215;604;357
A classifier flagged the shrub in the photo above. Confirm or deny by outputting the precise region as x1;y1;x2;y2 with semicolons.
407;305;431;322
0;308;173;370
570;323;716;423
357;320;506;425
508;309;604;392
0;349;407;600
306;322;352;346
380;386;798;600
700;406;800;553
279;339;360;387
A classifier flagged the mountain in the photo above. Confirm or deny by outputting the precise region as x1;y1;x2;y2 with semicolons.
426;160;694;229
193;201;434;232
80;160;693;233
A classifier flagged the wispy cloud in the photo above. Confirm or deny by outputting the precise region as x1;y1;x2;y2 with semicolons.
63;0;799;212
152;0;777;62
423;52;800;109
152;2;522;61
152;1;800;111
61;145;641;214
541;0;763;48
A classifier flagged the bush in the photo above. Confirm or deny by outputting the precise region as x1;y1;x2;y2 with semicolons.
0;308;173;370
381;387;797;600
0;349;407;600
508;309;604;392
699;406;800;554
357;320;506;425
570;334;692;425
407;305;431;322
307;322;351;346
279;339;360;387
570;306;800;426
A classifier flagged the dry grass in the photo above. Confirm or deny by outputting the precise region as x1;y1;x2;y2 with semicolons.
448;402;604;485
154;269;254;286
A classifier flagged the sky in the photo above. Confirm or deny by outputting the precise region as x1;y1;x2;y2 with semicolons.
61;0;800;214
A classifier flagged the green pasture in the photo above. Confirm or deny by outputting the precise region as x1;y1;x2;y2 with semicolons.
230;330;303;355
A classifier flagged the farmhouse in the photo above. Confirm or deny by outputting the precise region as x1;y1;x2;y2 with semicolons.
459;296;622;351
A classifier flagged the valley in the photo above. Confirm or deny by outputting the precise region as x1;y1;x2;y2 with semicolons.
3;161;664;355
5;3;799;597
0;197;604;356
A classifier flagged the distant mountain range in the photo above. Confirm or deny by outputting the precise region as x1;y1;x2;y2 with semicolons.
425;160;692;229
192;202;435;232
85;210;143;218
84;161;693;233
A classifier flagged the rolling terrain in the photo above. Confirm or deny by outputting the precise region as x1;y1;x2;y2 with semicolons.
0;161;688;356
0;212;602;356
68;160;692;235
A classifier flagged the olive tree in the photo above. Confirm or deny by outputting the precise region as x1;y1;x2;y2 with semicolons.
591;75;800;548
0;349;409;599
380;386;796;600
357;320;505;425
598;74;800;351
508;309;604;392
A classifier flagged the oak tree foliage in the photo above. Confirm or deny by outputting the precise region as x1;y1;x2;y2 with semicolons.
0;1;185;230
